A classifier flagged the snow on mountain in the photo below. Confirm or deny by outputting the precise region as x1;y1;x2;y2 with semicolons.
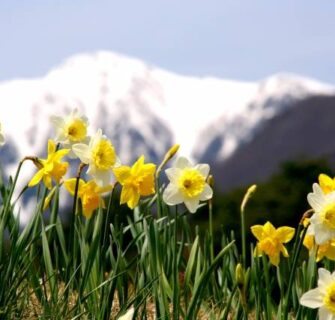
0;51;334;220
195;73;335;163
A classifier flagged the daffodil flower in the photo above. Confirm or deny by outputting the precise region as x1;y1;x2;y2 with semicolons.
303;232;335;262
28;140;69;189
64;178;113;218
50;108;89;158
162;156;213;213
0;122;5;146
113;155;156;209
300;268;335;320
307;183;335;244
72;129;119;187
251;221;295;266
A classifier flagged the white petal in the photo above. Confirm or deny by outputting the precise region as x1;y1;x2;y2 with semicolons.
165;168;181;183
92;169;112;187
318;268;333;290
163;183;183;205
307;193;324;212
300;288;323;308
118;307;134;320
72;143;90;163
199;184;213;201
195;164;210;178
319;307;335;320
50;115;65;128
175;157;191;169
184;198;200;213
313;223;335;245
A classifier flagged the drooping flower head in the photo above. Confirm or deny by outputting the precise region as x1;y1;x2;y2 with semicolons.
303;232;335;262
113;155;156;209
72;129;119;187
307;183;335;245
64;178;113;218
28;140;69;189
50;109;89;157
251;221;295;266
162;156;213;213
0;122;5;146
300;268;335;320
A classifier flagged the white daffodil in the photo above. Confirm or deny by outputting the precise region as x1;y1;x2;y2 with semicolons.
307;183;335;245
0;122;5;146
72;129;119;187
50;108;89;157
300;268;335;320
163;156;213;213
118;306;134;320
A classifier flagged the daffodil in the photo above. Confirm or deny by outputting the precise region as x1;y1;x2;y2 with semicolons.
0;122;5;146
113;155;156;209
72;129;119;187
303;232;335;262
28;140;69;189
300;268;335;320
307;183;335;244
251;221;295;266
64;178;113;218
162;156;213;213
50;109;89;157
319;173;335;194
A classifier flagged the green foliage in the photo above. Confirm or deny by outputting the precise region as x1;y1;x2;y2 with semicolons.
202;158;333;244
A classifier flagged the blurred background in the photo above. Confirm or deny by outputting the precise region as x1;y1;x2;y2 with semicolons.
1;0;335;241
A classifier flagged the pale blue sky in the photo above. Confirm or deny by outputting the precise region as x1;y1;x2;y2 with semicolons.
1;0;335;83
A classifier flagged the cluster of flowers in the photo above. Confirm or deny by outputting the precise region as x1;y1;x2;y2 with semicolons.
249;173;335;320
1;109;213;218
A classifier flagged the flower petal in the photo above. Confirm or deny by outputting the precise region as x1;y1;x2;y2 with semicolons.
199;184;213;201
276;226;295;243
28;169;44;187
72;143;91;163
195;163;210;178
163;183;183;206
184;198;200;213
300;288;323;308
175;157;191;169
250;225;264;241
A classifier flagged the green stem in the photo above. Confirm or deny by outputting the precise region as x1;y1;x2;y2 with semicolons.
282;224;307;320
173;207;179;320
240;206;246;268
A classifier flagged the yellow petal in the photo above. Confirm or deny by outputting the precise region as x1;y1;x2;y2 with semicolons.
131;155;145;175
48;139;56;154
120;185;139;209
263;221;276;236
28;169;44;187
319;173;335;194
269;253;280;266
113;166;131;184
280;244;289;257
276;226;295;243
251;225;264;241
64;178;85;196
43;175;53;189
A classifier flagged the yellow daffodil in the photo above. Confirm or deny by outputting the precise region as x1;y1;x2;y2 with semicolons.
50;108;89;158
64;178;113;218
307;183;335;244
113;155;156;209
300;268;335;320
303;233;335;262
28;140;69;189
251;221;295;266
0;122;5;146
72;129;119;187
319;173;335;194
162;156;213;213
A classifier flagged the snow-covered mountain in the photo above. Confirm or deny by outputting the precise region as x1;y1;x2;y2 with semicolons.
0;50;334;217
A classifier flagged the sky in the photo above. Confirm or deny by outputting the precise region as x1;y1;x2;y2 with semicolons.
1;0;335;83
